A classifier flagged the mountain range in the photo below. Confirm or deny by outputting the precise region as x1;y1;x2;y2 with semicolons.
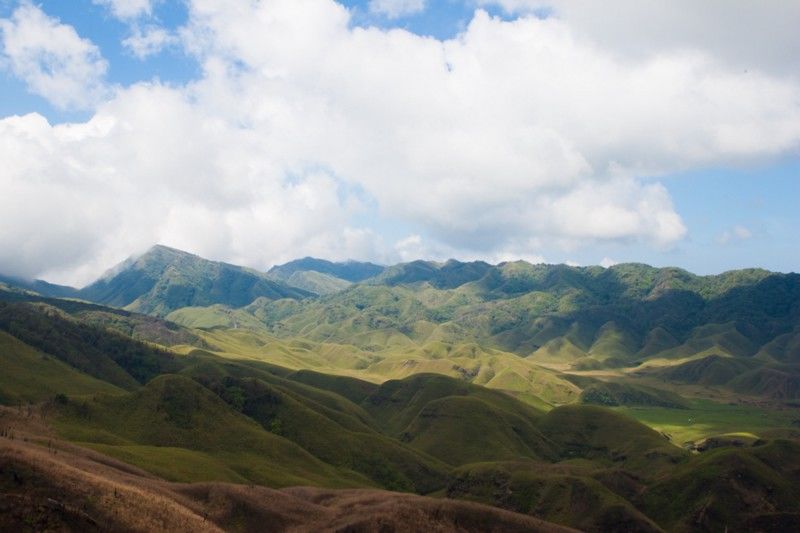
1;245;799;531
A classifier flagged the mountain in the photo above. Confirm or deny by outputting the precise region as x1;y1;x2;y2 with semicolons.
267;257;386;294
268;257;385;283
245;262;799;359
78;245;310;317
5;246;798;405
370;259;493;288
0;274;79;299
1;279;800;531
281;270;353;295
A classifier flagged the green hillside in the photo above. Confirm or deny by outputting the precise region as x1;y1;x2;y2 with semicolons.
0;332;123;404
0;301;180;390
206;260;800;370
0;274;79;299
284;270;352;295
578;381;688;409
641;440;800;531
447;461;661;532
1;250;800;531
537;405;687;475
54;374;370;488
267;257;385;283
400;395;555;465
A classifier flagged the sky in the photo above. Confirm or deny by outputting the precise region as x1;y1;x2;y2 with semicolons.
0;0;798;286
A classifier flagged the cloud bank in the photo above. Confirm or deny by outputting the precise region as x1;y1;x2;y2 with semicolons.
1;0;799;285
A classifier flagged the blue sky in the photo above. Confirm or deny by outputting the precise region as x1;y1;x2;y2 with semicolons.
0;0;798;284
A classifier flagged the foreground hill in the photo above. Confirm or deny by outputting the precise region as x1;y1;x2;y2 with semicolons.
0;294;799;530
0;406;571;532
2;250;800;529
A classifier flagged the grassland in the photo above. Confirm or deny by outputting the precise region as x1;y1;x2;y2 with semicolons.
2;254;800;530
0;332;123;404
51;374;373;489
1;406;569;533
615;398;800;445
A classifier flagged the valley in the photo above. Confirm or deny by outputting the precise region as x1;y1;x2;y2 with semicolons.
1;245;799;531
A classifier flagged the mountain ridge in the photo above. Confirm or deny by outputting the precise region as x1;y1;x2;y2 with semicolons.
2;245;792;301
2;257;800;531
77;245;311;317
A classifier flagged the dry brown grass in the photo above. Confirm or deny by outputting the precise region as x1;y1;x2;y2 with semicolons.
0;406;574;532
283;487;576;532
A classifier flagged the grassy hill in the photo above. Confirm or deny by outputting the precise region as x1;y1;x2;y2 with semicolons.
447;461;661;532
0;332;123;404
0;301;180;390
2;250;800;529
0;274;79;299
212;259;799;369
578;381;688;409
1;407;571;532
6;249;798;402
283;270;352;295
53;374;370;488
268;257;385;283
400;395;555;465
641;439;800;531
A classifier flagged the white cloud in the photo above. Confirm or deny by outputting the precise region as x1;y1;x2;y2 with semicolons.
1;0;800;284
394;234;425;262
392;234;546;265
93;0;155;20
0;3;109;110
123;25;176;59
368;0;426;19
0;85;371;285
717;225;753;245
479;0;800;76
544;179;686;248
600;257;618;268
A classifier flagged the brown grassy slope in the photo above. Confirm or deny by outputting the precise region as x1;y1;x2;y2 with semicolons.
0;407;573;532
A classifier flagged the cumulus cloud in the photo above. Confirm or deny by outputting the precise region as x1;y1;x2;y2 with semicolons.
368;0;426;19
0;85;370;285
123;25;176;58
0;2;109;110
479;0;800;75
93;0;155;20
1;0;800;284
393;234;546;266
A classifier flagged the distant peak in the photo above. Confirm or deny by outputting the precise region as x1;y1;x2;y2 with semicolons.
146;244;196;257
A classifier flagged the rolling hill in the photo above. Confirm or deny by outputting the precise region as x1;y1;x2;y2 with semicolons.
1;248;800;530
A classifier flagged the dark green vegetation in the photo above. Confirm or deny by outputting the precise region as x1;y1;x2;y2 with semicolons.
2;247;800;531
578;381;688;409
